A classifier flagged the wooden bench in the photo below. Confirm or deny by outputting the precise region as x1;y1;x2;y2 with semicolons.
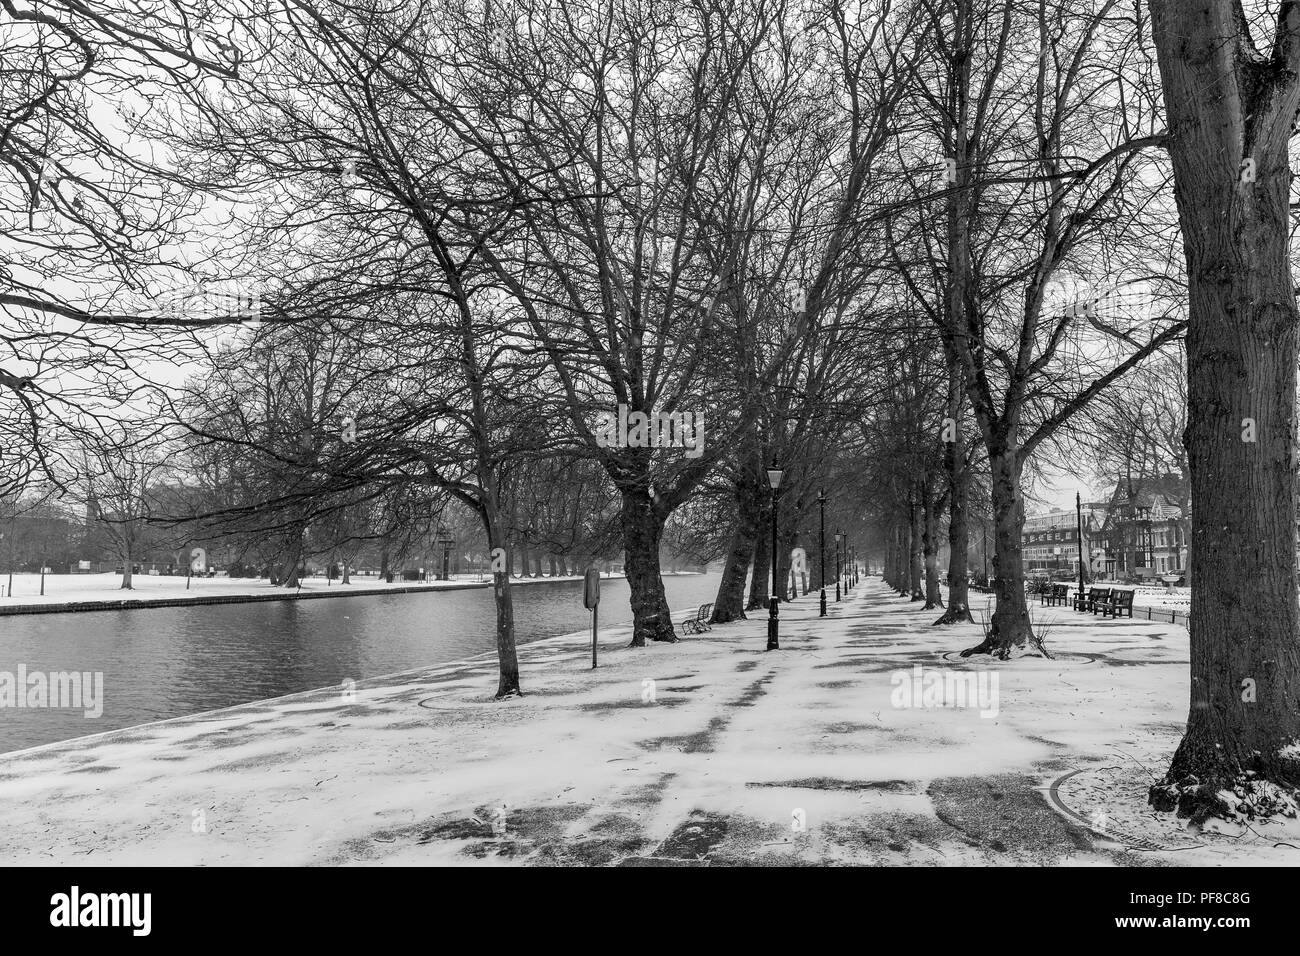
1041;583;1069;607
1073;587;1110;614
1097;589;1135;618
681;603;714;634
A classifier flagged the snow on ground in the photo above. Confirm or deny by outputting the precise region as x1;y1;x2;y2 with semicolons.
0;570;617;610
0;580;1293;866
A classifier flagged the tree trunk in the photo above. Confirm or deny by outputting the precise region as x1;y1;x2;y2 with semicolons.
341;561;351;585
922;490;944;610
936;368;973;624
886;520;903;592
281;533;303;589
896;518;910;595
775;530;796;603
711;522;755;624
621;489;676;645
880;526;892;589
908;497;923;600
483;504;521;698
961;445;1044;658
120;543;133;590
1146;0;1300;805
747;503;772;611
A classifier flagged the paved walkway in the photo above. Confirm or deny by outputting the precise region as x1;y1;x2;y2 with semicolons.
2;580;1284;865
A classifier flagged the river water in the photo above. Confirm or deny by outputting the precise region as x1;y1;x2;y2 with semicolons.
0;572;723;754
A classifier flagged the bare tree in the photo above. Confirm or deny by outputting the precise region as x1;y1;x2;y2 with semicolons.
1146;0;1300;814
892;0;1182;657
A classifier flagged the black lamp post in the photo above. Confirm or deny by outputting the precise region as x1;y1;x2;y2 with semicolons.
834;530;843;602
766;462;784;650
817;490;827;618
1075;492;1086;603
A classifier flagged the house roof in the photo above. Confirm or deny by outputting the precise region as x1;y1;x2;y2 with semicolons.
1102;474;1187;527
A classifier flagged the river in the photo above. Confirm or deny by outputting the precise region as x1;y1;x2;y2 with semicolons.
0;572;724;754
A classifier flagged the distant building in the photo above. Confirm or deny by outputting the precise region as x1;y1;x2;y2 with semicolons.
1022;506;1104;576
1095;474;1188;579
0;504;77;572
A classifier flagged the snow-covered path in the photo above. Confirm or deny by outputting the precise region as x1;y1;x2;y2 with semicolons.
0;580;1294;865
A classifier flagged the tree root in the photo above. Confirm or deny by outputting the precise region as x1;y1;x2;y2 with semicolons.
959;631;1053;660
1150;773;1299;827
932;604;974;626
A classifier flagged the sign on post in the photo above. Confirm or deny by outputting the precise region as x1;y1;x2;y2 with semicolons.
584;569;600;668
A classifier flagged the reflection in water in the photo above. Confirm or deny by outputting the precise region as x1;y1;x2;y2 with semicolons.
0;573;723;753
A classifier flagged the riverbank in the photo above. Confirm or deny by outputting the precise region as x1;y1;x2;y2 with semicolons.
0;570;637;616
1;580;1293;866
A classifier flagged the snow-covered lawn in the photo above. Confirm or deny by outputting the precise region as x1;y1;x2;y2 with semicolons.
0;570;615;610
1051;583;1190;621
0;580;1293;865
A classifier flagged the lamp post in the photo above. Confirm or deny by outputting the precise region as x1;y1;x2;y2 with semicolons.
817;490;827;618
834;531;843;602
1075;492;1086;604
766;462;784;650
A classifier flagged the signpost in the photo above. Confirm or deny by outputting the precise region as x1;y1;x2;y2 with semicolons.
583;569;601;668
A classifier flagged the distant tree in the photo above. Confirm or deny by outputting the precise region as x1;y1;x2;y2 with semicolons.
81;437;174;589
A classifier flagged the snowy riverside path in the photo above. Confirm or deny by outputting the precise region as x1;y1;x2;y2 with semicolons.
1;580;1295;865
